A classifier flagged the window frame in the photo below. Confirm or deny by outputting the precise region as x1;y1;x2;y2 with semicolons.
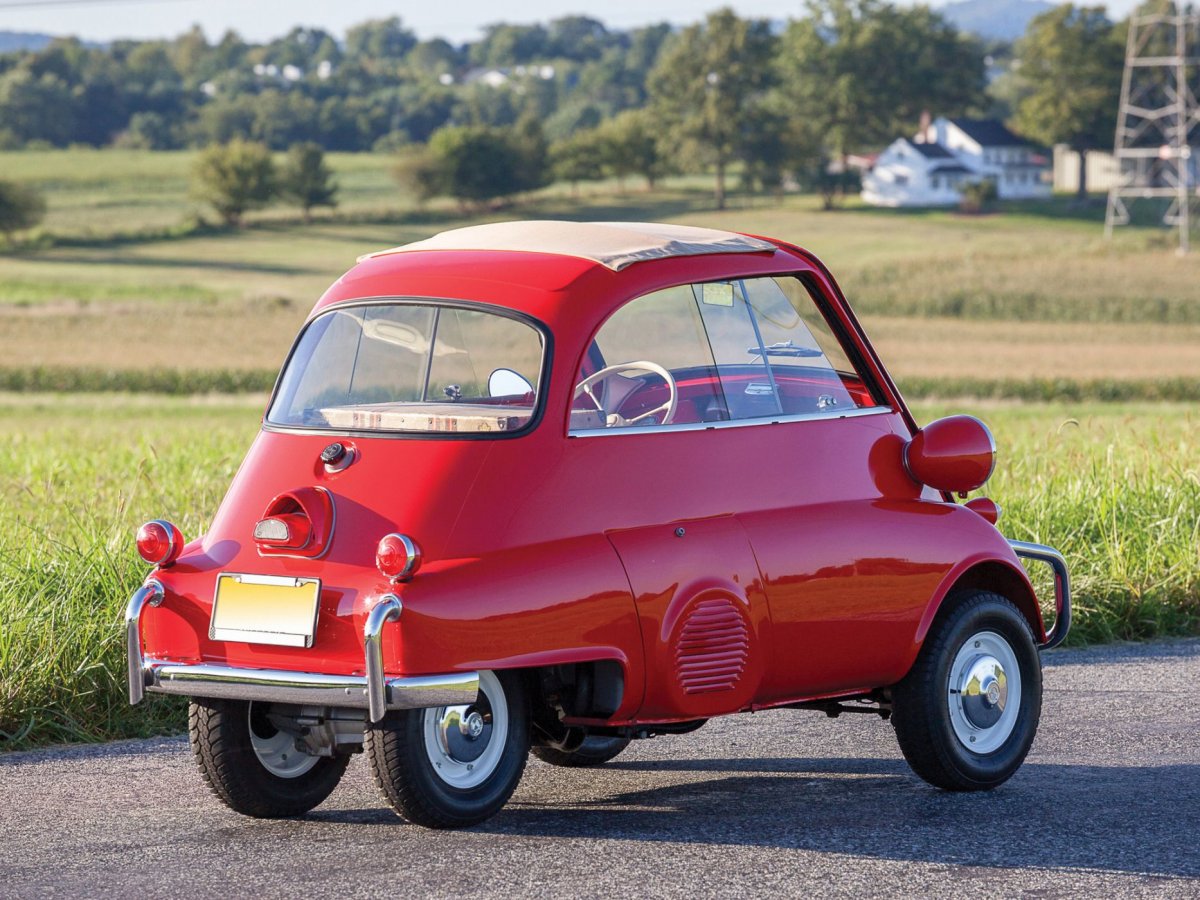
263;297;554;441
567;273;891;439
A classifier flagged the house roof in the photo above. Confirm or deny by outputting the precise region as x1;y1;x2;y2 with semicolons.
929;164;973;175
949;118;1032;148
361;221;777;272
905;139;955;159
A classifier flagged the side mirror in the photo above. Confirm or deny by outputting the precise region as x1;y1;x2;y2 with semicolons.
488;368;534;398
904;415;995;495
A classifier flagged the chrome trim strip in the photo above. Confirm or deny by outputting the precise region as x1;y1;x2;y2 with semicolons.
144;660;479;711
568;404;893;438
126;580;164;705
1009;539;1072;650
365;594;403;722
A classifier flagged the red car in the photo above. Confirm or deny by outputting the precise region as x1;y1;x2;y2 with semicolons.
126;221;1069;828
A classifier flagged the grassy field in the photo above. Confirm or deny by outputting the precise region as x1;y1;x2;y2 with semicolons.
0;396;1196;750
1;149;1199;391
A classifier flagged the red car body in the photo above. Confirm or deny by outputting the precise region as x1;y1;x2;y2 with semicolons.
127;221;1069;825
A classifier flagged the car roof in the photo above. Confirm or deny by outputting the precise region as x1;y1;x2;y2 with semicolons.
360;221;777;271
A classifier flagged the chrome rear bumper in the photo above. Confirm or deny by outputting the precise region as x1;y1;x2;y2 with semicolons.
126;582;478;721
1008;539;1072;650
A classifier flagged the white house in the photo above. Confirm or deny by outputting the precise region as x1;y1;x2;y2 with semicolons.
862;117;1051;207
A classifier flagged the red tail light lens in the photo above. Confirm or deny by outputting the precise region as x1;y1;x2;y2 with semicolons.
377;533;421;582
136;519;183;567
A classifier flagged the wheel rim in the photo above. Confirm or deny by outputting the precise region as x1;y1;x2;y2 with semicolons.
947;630;1021;755
248;702;320;779
422;670;508;790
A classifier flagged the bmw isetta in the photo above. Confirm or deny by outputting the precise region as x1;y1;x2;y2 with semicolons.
126;220;1070;828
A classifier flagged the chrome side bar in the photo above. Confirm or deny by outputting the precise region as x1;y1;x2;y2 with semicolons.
1009;540;1072;650
126;579;164;704
365;594;403;722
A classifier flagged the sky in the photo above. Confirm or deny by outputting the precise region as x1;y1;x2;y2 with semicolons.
0;0;1144;44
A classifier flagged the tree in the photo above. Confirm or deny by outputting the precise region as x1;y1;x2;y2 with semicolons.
0;180;46;242
779;0;986;197
192;140;277;226
412;125;527;208
1011;5;1125;199
597;108;670;189
345;17;417;62
281;142;337;222
647;8;778;208
551;130;607;195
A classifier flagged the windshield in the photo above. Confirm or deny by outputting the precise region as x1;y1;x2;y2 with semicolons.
267;302;546;435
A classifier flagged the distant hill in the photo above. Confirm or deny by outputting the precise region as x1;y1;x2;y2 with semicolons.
940;0;1055;42
0;31;55;52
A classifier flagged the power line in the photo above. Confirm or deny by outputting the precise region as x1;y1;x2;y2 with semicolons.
0;0;195;9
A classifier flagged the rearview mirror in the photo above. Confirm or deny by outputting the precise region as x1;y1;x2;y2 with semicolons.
488;368;534;397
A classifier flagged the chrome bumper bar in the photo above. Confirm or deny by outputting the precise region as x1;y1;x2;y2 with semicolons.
126;584;478;721
1008;539;1072;650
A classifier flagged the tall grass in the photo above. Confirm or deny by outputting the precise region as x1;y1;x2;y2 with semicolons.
1;398;1196;750
0;397;256;748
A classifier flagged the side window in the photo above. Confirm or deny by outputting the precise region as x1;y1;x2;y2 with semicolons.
572;285;721;430
746;277;880;413
572;276;881;433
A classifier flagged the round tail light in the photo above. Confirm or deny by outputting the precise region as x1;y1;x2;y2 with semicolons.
136;519;183;567
377;533;421;582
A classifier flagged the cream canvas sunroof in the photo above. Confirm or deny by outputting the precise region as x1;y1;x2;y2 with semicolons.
361;221;777;271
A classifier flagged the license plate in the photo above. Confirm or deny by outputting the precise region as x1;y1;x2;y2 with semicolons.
210;573;321;648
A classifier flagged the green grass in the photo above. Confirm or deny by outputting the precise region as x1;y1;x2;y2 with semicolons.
3;366;1200;403
1;396;1196;750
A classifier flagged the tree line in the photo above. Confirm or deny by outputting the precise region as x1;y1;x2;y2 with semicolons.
0;0;1131;230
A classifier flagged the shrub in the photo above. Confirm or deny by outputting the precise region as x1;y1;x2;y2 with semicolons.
280;142;338;222
0;180;47;242
959;178;998;214
192;140;277;227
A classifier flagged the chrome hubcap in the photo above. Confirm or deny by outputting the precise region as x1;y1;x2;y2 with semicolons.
423;670;507;789
248;702;320;779
948;631;1021;754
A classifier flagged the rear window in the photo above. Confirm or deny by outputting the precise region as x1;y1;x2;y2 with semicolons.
268;302;546;435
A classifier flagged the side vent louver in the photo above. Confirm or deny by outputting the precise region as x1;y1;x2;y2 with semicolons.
673;597;750;695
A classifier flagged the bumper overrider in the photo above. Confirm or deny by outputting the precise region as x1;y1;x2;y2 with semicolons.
1007;540;1072;650
125;585;478;722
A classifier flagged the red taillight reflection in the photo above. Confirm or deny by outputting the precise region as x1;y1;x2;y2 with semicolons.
377;533;421;582
136;519;183;566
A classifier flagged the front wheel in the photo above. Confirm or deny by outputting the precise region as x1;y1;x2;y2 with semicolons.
188;698;349;818
365;670;530;828
891;591;1042;791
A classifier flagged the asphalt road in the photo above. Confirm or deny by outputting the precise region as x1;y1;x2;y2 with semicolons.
3;639;1199;899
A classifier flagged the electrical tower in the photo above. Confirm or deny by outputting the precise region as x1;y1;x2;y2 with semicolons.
1104;3;1200;254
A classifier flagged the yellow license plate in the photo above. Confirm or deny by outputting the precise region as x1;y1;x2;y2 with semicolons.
210;573;321;648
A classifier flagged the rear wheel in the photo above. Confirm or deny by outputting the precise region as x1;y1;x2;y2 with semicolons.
891;591;1042;791
532;735;631;768
188;698;349;818
365;670;530;828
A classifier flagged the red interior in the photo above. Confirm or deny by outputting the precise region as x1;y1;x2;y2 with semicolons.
573;365;878;425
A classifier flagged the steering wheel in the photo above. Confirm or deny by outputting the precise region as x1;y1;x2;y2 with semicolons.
574;361;678;427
